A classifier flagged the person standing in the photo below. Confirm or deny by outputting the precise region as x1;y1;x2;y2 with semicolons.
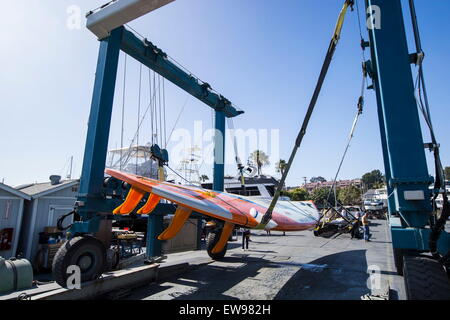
242;229;251;250
362;212;371;242
350;210;362;239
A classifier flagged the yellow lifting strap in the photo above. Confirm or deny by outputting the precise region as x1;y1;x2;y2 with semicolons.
211;222;235;254
158;206;192;241
158;166;165;181
333;0;353;43
113;187;146;215
137;193;162;214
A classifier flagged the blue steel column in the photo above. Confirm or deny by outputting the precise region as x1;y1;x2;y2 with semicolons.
146;214;163;258
365;0;432;228
76;28;123;229
213;110;226;192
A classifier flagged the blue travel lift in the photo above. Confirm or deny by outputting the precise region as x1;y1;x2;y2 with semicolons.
263;0;449;299
52;0;243;286
364;0;450;299
52;0;449;299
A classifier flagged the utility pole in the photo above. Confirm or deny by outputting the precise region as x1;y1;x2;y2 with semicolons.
68;156;74;180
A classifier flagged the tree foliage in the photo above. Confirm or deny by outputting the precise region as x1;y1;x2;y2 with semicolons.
310;187;336;207
445;166;450;181
250;150;270;175
310;176;327;183
361;170;385;190
275;159;287;176
284;188;310;201
338;185;362;205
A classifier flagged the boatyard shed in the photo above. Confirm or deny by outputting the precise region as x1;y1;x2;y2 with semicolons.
0;183;31;259
16;176;79;263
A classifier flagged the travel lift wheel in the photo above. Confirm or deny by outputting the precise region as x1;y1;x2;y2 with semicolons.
401;255;450;300
206;228;228;260
52;236;107;287
393;248;406;276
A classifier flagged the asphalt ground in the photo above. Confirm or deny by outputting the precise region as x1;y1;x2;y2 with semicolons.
126;219;405;300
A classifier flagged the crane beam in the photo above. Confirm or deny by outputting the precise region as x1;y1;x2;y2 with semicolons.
120;27;244;118
87;0;175;40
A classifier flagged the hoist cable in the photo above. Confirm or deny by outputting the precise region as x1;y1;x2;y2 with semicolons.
158;75;163;147
408;0;449;259
166;165;193;185
227;118;243;168
227;118;246;187
261;0;354;226
136;63;142;174
120;53;127;170
326;91;364;203
153;72;158;144
149;70;154;145
121;75;162;166
355;0;368;63
163;78;167;148
326;4;368;204
167;96;190;143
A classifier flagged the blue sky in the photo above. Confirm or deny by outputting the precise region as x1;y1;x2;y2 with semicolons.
1;0;449;187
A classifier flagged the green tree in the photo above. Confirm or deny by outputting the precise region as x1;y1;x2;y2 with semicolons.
445;167;450;181
338;185;362;205
275;159;287;176
285;188;310;201
310;187;336;207
310;176;327;183
200;175;209;182
361;170;385;190
250;150;270;175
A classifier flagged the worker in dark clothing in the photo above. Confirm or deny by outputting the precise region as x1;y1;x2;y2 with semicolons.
242;229;251;250
350;211;362;239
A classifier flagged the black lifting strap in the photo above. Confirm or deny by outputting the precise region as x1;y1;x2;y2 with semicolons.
261;0;354;226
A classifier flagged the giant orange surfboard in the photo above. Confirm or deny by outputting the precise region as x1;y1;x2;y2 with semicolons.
106;169;320;234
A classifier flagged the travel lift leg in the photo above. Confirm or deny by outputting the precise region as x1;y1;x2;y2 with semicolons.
364;0;450;299
53;28;123;286
52;3;243;286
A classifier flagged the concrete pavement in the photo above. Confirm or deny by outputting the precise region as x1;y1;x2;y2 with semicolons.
126;219;405;300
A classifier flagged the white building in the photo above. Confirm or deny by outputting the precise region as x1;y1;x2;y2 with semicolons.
16;176;79;263
0;184;31;259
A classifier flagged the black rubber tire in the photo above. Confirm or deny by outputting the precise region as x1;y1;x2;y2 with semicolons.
403;256;450;300
393;248;405;276
52;236;107;287
206;230;227;260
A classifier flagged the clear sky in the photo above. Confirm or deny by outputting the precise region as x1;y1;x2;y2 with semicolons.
1;0;449;187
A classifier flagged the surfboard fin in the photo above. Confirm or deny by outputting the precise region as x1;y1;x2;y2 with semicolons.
137;193;161;214
211;222;235;254
158;206;192;240
113;187;146;215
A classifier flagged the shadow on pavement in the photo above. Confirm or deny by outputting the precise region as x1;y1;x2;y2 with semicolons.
274;250;370;300
127;250;373;300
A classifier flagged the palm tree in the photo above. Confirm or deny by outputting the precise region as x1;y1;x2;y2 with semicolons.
275;159;287;176
200;175;209;182
250;150;270;175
